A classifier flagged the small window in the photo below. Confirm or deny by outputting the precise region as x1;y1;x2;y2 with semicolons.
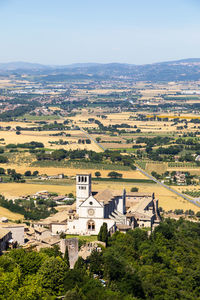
73;226;75;229
89;201;93;205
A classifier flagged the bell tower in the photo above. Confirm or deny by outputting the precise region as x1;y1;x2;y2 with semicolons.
76;174;91;212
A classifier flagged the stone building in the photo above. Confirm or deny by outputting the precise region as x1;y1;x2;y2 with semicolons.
0;223;25;245
66;174;160;235
0;228;12;251
33;173;160;237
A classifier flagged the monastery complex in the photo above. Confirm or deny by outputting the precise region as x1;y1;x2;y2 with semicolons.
34;173;161;236
0;173;161;254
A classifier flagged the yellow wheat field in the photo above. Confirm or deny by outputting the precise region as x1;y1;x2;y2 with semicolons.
0;180;199;212
0;206;23;220
0;166;148;179
0;121;34;128
146;163;168;174
0;130;102;152
94;182;200;212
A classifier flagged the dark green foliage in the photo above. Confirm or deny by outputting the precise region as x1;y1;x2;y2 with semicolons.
74;257;86;270
131;187;138;192
38;257;68;295
98;222;109;245
88;250;104;276
0;101;41;120
24;170;31;176
0;194;56;220
107;171;122;179
95;171;101;178
35;148;136;169
1;219;200;299
6;141;44;149
64;246;70;267
40;245;62;258
8;249;43;276
0;167;5;174
32;170;39;176
64;287;86;300
0;155;8;163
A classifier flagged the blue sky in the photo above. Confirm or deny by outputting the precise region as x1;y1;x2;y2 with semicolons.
0;0;200;64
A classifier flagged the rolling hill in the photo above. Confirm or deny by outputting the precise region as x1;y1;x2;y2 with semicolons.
0;58;200;81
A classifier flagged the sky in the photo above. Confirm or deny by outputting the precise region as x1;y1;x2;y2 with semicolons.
0;0;200;65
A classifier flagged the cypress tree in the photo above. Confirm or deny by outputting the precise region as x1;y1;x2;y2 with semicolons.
98;222;108;245
64;246;70;267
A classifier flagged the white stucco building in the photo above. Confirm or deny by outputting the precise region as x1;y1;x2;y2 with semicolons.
67;174;126;235
0;223;25;245
34;173;160;236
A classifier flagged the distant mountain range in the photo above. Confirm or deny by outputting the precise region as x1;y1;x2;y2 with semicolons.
1;59;200;81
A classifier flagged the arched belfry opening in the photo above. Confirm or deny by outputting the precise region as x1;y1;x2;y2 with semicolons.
76;174;92;212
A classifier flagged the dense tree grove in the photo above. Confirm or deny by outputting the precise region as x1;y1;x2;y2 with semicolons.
36;149;135;168
1;219;200;299
0;101;40;121
0;195;56;220
6;141;44;149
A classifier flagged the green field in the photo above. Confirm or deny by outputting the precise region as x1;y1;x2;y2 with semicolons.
168;162;198;168
92;177;155;183
18;114;60;121
32;160;131;171
66;235;98;242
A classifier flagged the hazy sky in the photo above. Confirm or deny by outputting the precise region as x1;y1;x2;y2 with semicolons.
0;0;200;64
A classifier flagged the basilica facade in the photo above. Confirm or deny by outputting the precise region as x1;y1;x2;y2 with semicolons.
34;173;160;236
67;174;126;235
66;173;160;235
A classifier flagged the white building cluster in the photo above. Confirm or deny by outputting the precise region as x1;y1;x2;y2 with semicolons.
33;173;160;236
0;173;161;253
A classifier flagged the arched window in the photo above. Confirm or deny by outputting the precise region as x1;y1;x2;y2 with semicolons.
87;220;95;231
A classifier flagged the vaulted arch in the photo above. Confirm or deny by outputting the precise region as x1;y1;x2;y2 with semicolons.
87;220;95;231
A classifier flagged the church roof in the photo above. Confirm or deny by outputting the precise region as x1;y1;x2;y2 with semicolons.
35;210;69;225
0;228;10;239
134;197;153;214
34;227;50;234
126;192;152;197
95;189;123;204
41;235;60;246
116;224;131;230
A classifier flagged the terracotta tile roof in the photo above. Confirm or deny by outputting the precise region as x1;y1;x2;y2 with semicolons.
0;228;10;239
116;224;131;230
0;223;25;228
126;192;152;197
35;227;50;234
35;211;69;225
95;189;123;204
41;236;60;246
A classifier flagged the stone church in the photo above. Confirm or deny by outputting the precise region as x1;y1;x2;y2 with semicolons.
66;174;160;235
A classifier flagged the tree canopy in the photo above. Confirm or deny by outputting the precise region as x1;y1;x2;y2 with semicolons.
1;219;200;299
